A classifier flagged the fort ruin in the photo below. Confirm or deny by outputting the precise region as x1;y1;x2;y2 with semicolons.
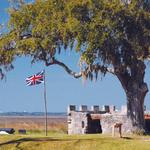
67;105;150;135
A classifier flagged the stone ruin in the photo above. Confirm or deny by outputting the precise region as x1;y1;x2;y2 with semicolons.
67;105;150;135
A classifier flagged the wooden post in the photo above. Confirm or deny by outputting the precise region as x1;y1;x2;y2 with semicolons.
43;70;48;136
112;123;122;138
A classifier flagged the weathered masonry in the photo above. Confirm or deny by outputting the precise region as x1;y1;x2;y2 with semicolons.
67;105;150;135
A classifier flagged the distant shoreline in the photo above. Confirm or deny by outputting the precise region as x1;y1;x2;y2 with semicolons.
0;112;67;117
0;115;67;119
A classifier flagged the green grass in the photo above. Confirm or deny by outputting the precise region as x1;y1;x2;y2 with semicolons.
0;133;150;150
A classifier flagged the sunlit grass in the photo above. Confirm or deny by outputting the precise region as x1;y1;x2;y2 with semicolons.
0;117;150;149
0;133;150;150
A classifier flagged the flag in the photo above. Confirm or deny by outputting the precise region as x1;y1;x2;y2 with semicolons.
26;70;44;86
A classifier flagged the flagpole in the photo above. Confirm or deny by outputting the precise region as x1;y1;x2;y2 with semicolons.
43;69;48;136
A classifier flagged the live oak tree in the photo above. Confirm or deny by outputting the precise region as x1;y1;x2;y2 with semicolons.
1;0;150;133
0;0;25;79
0;24;15;79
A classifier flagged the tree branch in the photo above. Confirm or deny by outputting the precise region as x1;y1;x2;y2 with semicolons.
93;64;115;75
44;57;115;79
0;68;5;80
45;58;82;78
106;67;115;74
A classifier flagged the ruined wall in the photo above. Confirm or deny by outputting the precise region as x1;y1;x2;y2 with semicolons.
100;105;133;134
68;105;89;134
68;111;88;134
67;105;149;135
101;113;132;134
67;105;110;135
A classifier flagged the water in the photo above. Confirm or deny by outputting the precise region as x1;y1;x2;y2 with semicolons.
0;112;67;117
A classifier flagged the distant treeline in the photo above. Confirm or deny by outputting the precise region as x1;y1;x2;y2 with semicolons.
0;112;67;116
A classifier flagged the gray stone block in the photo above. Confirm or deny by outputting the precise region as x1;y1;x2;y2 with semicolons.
91;105;99;112
102;105;110;112
68;105;76;113
109;105;116;113
121;105;127;114
79;105;88;112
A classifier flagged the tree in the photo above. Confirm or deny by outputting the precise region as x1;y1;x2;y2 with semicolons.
1;0;150;133
0;24;15;79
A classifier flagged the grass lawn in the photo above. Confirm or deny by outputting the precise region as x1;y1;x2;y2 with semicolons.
0;133;150;150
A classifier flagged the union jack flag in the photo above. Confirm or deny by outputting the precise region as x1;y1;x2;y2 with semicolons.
26;71;44;86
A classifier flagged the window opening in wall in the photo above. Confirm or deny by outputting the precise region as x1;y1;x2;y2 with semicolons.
82;121;84;128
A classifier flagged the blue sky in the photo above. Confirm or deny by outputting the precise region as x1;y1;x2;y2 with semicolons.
0;0;149;112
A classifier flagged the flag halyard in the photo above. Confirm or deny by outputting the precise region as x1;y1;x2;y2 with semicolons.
26;71;44;86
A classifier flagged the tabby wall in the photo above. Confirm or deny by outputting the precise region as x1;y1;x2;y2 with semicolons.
100;114;132;134
67;105;149;135
68;111;88;134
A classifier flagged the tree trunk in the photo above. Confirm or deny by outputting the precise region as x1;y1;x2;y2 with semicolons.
126;81;148;133
116;61;148;134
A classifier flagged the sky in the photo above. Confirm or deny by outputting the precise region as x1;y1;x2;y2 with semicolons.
0;0;149;112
